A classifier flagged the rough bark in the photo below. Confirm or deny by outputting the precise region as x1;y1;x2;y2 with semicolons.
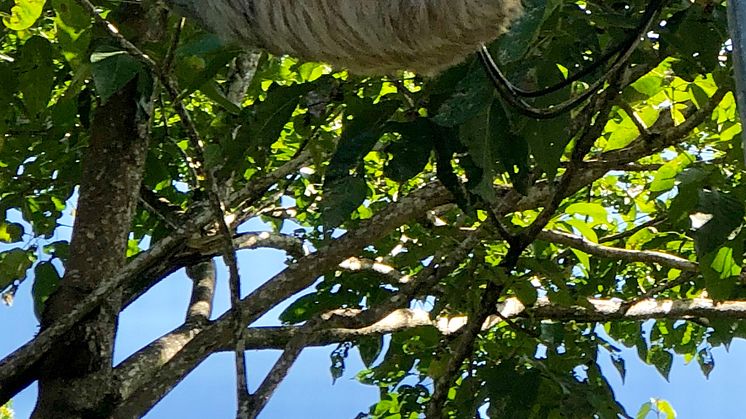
728;0;746;161
32;77;149;418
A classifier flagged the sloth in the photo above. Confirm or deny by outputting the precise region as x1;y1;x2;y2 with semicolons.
165;0;523;75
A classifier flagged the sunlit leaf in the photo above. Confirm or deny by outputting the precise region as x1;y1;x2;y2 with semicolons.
2;0;45;30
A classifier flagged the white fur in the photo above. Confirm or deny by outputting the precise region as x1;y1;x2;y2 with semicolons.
167;0;523;74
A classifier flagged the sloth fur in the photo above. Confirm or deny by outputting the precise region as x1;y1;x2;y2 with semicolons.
165;0;523;75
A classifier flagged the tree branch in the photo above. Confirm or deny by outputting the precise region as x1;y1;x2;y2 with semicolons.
185;261;217;324
246;319;320;418
112;83;731;410
0;150;308;404
538;229;698;272
111;183;453;417
211;297;746;351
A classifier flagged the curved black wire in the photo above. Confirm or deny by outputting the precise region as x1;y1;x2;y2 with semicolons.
480;0;666;119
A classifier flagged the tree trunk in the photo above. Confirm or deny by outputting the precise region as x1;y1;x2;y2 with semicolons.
32;77;149;418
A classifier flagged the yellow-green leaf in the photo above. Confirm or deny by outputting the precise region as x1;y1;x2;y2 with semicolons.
2;0;45;31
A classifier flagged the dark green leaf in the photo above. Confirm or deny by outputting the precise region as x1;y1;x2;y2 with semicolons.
51;0;91;68
175;34;240;94
32;262;60;320
611;354;626;384
320;175;368;229
0;248;35;290
492;0;551;63
521;111;570;178
383;120;434;182
432;65;493;128
692;190;744;257
459;99;529;200
0;222;23;243
90;48;144;103
648;347;673;381
513;280;538;306
15;36;55;117
231;81;315;168
357;335;383;368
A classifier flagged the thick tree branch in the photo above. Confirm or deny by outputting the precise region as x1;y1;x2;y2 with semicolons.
111;183;453;417
4;81;729;409
214;297;746;351
225;52;262;105
187;232;305;260
112;85;730;409
185;261;217;324
0;151;307;404
338;257;408;284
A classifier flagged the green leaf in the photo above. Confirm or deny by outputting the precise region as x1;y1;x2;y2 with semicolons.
659;4;728;76
692;190;744;257
231;81;315;168
570;248;590;273
320;98;398;226
636;401;653;419
697;348;714;379
667;168;711;223
90;48;144;103
604;114;640;151
432;65;494;128
329;343;351;384
357;335;383;368
320;175;368;229
649;154;692;193
521;111;570;178
630;69;665;97
383;120;434;182
648;348;673;381
43;240;69;262
0;248;35;290
566;202;609;225
459;99;528;200
512;280;538;306
51;0;91;68
701;245;741;300
326;99;398;180
175;33;240;94
0;222;23;243
15;36;55;117
198;80;241;114
611;354;626;384
2;0;45;30
491;0;551;63
482;361;541;417
32;262;60;320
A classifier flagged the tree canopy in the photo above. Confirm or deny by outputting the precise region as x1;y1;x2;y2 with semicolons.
0;0;744;417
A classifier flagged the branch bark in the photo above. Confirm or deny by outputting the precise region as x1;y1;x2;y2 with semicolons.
111;184;453;417
33;77;152;417
215;297;746;351
538;230;698;272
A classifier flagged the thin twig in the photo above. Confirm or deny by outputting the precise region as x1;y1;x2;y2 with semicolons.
599;217;666;243
618;101;651;137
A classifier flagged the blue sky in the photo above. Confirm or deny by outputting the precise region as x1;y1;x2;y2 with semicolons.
2;212;746;418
